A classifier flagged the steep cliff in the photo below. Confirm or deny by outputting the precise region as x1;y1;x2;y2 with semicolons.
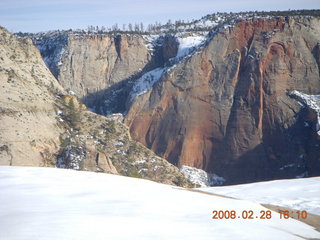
125;17;320;184
0;26;64;166
35;33;154;114
0;27;193;187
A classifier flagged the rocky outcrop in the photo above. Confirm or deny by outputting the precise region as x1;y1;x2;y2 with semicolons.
125;17;320;184
288;91;320;178
160;35;179;62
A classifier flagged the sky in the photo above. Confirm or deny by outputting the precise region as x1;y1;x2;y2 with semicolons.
0;0;319;33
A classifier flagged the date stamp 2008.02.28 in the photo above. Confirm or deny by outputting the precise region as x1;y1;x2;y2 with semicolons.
212;210;308;220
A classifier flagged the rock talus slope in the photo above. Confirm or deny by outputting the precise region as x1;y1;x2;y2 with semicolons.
125;17;320;184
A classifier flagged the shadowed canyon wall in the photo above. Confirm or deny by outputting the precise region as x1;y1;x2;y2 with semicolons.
36;17;320;184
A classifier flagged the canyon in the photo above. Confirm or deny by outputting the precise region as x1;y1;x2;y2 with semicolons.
0;26;193;187
3;12;320;185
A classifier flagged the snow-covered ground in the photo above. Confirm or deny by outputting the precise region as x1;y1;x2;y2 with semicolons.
199;177;320;215
0;167;319;240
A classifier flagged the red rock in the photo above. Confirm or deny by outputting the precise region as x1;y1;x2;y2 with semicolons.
125;17;320;184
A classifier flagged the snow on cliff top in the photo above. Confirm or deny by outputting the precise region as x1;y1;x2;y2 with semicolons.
199;177;320;215
0;166;319;240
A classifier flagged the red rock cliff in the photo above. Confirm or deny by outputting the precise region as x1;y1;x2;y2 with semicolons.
125;17;320;184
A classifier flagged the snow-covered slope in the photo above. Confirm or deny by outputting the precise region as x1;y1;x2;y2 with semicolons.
0;166;319;240
199;177;320;215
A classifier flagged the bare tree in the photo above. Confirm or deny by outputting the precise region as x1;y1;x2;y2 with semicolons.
134;23;140;32
147;24;153;33
112;24;119;32
128;23;133;32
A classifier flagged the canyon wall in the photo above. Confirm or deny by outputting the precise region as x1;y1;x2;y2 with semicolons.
37;34;154;114
34;17;320;184
125;17;320;184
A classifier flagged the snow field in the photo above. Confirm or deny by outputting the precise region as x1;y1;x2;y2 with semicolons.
200;177;320;215
0;167;320;240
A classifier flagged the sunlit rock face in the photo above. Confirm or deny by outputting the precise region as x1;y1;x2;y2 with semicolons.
125;17;320;184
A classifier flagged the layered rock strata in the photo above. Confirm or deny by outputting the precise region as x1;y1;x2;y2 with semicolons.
125;17;320;184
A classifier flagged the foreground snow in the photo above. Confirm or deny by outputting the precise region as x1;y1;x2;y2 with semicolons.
0;167;319;240
200;177;320;215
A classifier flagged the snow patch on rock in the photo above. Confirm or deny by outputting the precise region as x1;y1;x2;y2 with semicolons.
180;165;225;187
176;35;206;59
129;67;167;101
289;90;320;135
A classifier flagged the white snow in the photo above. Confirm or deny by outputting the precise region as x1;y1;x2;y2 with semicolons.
193;20;219;28
180;165;225;187
143;34;159;52
69;90;76;95
175;35;206;60
290;90;320;135
129;67;166;101
199;177;320;215
0;166;319;240
134;158;146;165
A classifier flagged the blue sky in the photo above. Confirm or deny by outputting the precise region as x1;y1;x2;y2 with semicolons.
0;0;319;33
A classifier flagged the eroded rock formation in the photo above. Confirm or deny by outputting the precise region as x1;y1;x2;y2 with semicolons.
125;17;320;184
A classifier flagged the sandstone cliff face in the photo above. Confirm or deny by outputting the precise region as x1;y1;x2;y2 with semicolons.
37;33;153;114
125;17;320;184
59;34;151;95
0;27;64;166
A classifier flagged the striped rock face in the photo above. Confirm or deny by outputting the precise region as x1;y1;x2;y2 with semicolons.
125;17;320;184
